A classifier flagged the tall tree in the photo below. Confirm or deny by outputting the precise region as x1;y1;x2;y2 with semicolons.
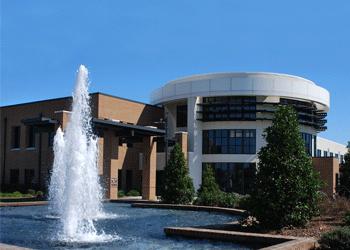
338;142;350;198
160;143;195;204
250;105;321;228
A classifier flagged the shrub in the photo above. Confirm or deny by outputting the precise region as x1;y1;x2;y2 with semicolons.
196;165;239;207
118;190;125;198
27;189;36;195
36;191;44;197
218;192;238;208
196;165;221;206
319;227;350;250
345;211;350;226
338;143;350;198
13;191;22;197
250;106;321;228
126;189;140;196
160;144;195;204
237;195;252;210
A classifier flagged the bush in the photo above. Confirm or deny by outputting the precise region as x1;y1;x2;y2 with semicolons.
218;192;238;208
27;189;36;195
126;189;140;196
13;191;22;197
36;191;43;197
118;190;125;198
237;195;252;210
345;211;350;226
196;165;239;207
250;106;321;228
319;227;350;250
338;143;350;198
196;165;221;206
160;144;195;204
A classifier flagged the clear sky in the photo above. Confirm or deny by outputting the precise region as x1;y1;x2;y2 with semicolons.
1;0;349;144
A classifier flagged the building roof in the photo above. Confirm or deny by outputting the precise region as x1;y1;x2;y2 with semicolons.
1;92;161;109
150;72;330;111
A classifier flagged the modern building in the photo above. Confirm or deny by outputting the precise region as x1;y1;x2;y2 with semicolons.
151;72;348;194
0;72;347;199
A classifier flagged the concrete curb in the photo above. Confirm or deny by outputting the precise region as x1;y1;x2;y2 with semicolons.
0;243;32;250
0;201;48;207
164;227;317;250
131;203;247;215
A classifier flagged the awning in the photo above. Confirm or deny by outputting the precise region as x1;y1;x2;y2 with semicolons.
93;118;165;137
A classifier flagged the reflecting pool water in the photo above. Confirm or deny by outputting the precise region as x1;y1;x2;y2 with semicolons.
0;203;252;249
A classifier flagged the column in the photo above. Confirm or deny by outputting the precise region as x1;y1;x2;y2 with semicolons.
187;97;202;190
142;136;157;200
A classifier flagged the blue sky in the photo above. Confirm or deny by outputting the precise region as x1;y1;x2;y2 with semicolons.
1;0;349;144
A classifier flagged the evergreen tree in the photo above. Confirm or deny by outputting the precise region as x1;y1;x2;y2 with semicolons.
338;143;350;198
196;164;221;206
160;143;195;204
250;105;321;228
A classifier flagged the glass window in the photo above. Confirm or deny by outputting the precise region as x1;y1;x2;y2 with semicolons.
48;132;54;147
330;152;333;157
335;154;339;159
26;126;35;148
203;163;256;194
10;169;20;184
203;129;256;154
11;126;21;149
324;151;328;157
176;105;187;127
24;169;35;188
317;149;322;157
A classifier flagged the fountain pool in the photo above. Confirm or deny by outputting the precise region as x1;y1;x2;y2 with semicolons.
0;203;252;249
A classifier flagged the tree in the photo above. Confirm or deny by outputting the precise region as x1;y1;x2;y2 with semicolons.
196;164;221;206
160;143;195;204
250;105;321;228
338;143;350;198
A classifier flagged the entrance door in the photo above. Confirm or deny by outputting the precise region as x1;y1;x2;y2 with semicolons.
126;170;132;192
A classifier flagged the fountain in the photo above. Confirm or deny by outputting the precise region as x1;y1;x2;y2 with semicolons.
48;65;114;242
0;65;246;249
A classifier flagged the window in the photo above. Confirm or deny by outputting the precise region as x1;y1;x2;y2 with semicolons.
10;169;20;184
335;154;339;159
330;152;334;157
26;125;35;148
24;169;35;188
201;96;256;122
340;155;344;163
324;151;328;157
317;149;322;157
203;163;256;194
11;126;21;149
301;133;313;156
176;105;187;127
118;170;122;190
48;131;54;147
203;129;256;154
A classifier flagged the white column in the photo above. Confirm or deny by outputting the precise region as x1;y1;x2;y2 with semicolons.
187;97;202;190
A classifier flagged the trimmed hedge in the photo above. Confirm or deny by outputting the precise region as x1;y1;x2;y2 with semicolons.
319;227;350;250
345;211;350;226
126;189;140;196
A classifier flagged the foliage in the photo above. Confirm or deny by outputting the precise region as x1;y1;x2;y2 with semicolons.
345;211;350;226
319;227;350;250
250;105;322;228
0;191;33;198
237;195;252;210
27;189;36;195
126;189;140;196
160;143;195;204
196;164;221;206
118;190;125;198
196;165;239;207
36;191;44;197
338;143;350;198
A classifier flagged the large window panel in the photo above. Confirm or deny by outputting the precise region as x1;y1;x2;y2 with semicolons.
203;129;256;154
